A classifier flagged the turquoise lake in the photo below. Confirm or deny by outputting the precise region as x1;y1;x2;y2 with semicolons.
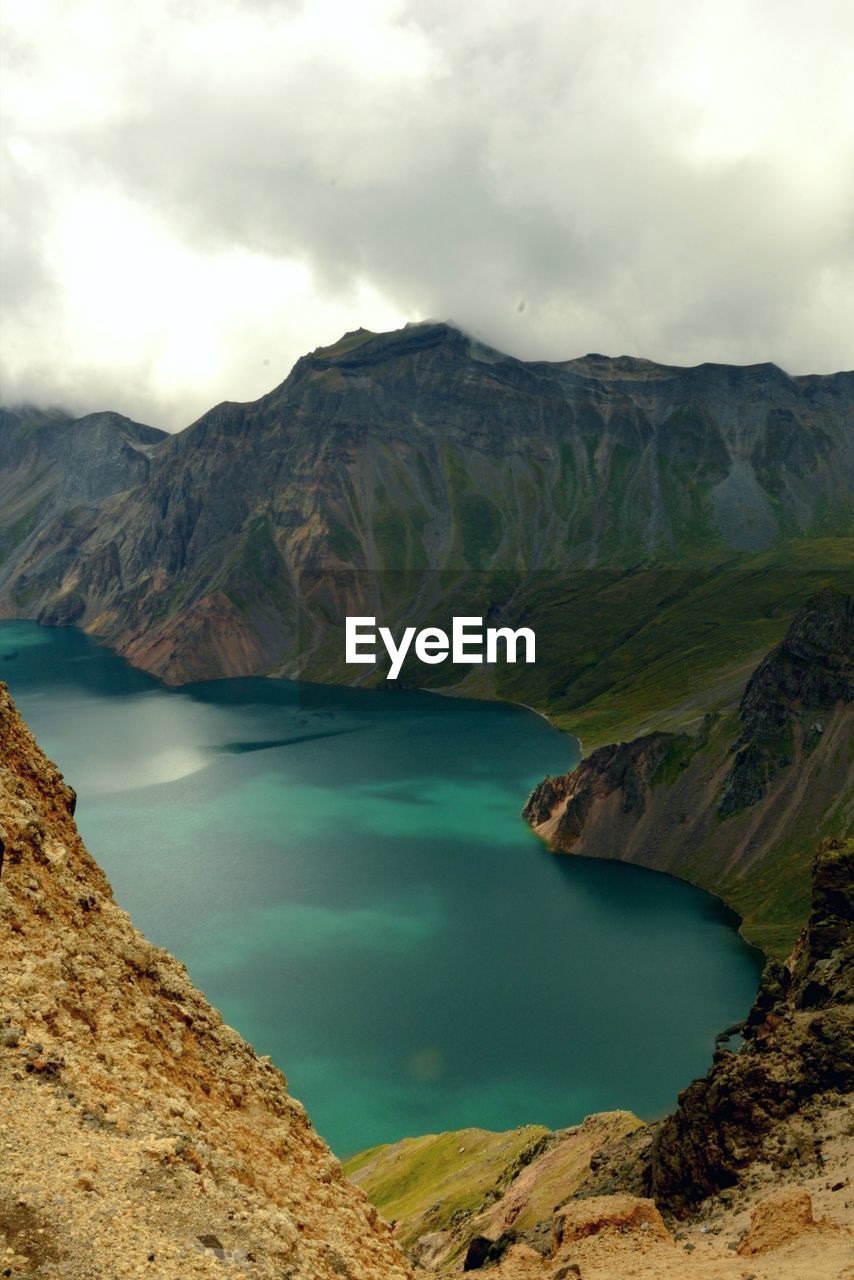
0;621;762;1156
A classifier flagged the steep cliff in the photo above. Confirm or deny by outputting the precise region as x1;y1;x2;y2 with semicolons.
0;683;411;1280
524;589;854;953
1;324;851;701
648;834;853;1215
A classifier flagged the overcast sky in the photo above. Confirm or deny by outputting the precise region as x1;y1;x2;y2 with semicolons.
2;0;853;430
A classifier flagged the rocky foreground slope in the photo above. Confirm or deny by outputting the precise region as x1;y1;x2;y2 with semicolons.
524;588;854;953
0;683;411;1280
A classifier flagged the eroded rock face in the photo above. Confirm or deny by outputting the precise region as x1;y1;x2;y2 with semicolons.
648;836;853;1214
523;733;678;846
737;1188;822;1256
551;1194;671;1247
0;684;411;1280
523;590;854;953
719;586;854;817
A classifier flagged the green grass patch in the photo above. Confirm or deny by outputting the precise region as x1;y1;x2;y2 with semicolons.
342;1125;550;1250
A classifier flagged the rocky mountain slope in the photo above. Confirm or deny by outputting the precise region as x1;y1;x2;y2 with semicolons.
0;406;166;610
0;683;411;1280
524;588;854;953
348;836;853;1278
0;323;851;699
647;834;853;1215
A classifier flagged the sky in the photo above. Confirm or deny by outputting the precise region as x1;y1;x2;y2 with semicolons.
1;0;853;430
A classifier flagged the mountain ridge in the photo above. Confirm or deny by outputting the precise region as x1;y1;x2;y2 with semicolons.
0;322;851;698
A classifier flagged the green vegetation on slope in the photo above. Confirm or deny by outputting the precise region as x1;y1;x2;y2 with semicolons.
518;579;853;957
343;1112;644;1267
342;1126;550;1250
491;539;854;748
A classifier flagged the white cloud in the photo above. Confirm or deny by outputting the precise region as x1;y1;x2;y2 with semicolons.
1;0;852;429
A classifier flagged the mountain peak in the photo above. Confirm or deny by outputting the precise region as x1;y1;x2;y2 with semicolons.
294;321;471;380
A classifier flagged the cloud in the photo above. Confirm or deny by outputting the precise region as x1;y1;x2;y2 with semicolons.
1;0;853;428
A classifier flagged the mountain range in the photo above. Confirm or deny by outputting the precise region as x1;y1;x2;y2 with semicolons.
1;322;851;740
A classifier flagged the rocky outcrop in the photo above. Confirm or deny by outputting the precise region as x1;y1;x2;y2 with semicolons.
522;732;682;845
720;586;854;815
1;323;851;688
0;683;411;1280
736;1187;829;1256
647;835;853;1214
524;590;854;953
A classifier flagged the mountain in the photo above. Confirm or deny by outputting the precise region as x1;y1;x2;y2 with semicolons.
524;589;854;954
0;323;851;709
0;404;166;501
346;836;853;1276
0;681;411;1279
2;343;851;1278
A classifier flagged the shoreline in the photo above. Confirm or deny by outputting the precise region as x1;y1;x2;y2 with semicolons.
2;616;765;969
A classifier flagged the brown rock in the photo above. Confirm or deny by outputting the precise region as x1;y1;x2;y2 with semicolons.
551;1195;671;1249
737;1188;821;1255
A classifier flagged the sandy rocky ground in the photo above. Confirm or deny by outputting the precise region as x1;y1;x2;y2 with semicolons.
447;1175;854;1280
1;679;851;1279
348;1105;853;1278
0;683;411;1280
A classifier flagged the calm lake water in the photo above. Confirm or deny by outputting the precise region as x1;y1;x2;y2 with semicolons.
1;621;762;1156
